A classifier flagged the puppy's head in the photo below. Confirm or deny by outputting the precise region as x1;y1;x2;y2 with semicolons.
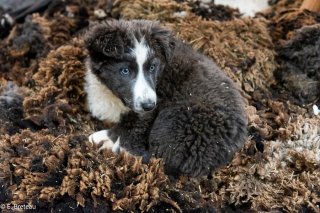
85;19;175;113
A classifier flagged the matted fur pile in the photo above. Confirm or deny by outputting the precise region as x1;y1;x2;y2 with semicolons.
0;0;319;212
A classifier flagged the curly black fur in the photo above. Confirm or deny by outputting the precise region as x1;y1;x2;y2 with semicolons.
0;82;24;135
85;20;248;177
275;24;320;105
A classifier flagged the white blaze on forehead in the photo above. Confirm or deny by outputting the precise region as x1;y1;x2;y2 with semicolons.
131;38;156;110
132;38;150;69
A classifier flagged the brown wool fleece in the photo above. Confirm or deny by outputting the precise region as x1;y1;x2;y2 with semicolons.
0;130;170;211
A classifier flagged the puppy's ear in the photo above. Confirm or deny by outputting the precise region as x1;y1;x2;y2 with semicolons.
85;22;124;58
150;25;175;62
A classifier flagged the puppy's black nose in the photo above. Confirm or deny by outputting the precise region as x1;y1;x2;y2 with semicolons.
141;102;156;111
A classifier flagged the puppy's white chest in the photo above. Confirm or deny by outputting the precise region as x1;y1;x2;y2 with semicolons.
84;67;129;123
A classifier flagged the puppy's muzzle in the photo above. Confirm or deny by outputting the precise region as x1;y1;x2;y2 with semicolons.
141;100;156;111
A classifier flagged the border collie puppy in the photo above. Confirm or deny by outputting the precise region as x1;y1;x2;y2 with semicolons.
84;19;247;177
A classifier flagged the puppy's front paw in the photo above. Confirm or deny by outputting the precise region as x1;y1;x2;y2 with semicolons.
89;130;116;152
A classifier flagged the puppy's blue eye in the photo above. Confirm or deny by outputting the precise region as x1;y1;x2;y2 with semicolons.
149;64;156;72
120;68;130;76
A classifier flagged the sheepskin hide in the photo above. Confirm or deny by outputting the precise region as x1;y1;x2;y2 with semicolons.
0;0;319;212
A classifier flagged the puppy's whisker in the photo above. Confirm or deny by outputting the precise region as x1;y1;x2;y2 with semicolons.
124;98;132;104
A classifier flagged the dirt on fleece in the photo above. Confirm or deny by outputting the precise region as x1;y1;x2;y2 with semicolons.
0;0;319;212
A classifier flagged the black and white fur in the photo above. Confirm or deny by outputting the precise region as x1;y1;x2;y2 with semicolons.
85;20;247;177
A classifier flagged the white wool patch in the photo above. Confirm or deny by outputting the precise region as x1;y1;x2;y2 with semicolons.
173;11;188;18
85;64;129;123
313;104;319;115
257;118;320;181
130;38;156;110
267;120;320;166
0;81;22;105
215;0;269;17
